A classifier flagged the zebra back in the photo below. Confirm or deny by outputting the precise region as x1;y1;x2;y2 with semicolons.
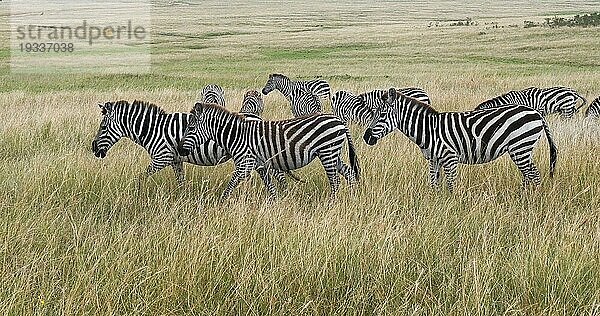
331;88;430;126
263;73;330;100
476;86;586;118
332;90;372;125
299;78;331;100
290;89;322;117
201;84;226;106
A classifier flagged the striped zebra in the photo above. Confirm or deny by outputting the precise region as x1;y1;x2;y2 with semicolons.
261;73;329;117
585;96;600;119
240;90;264;116
177;102;360;200
364;88;557;192
200;84;226;106
91;100;228;184
91;100;292;186
332;88;431;125
475;86;587;118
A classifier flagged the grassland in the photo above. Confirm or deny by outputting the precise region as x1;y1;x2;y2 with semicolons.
1;1;600;315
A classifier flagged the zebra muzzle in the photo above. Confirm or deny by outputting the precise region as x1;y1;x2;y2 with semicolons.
91;140;107;158
177;142;190;156
363;129;378;146
94;150;107;158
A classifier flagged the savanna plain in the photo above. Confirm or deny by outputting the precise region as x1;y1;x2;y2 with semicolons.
1;1;600;315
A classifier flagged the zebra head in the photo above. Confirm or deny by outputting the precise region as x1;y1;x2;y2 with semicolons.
363;88;398;146
92;102;124;158
261;74;277;95
261;73;289;95
177;102;213;156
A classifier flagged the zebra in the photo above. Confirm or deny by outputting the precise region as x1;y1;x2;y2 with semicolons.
200;84;226;106
261;73;329;117
91;99;292;186
91;100;228;185
585;96;600;119
475;86;587;118
332;88;431;126
177;102;360;200
240;90;264;116
363;88;558;192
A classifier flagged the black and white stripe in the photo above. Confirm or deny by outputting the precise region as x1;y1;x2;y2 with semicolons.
332;88;431;125
288;90;322;117
240;90;265;116
586;96;600;119
475;86;587;118
364;88;557;192
91;100;229;184
261;73;329;117
178;102;360;200
200;84;226;106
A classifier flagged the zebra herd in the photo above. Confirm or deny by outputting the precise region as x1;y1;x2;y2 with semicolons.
91;73;600;200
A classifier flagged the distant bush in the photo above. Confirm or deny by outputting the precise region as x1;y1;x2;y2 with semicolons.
428;18;477;28
524;12;600;28
449;17;476;27
523;20;538;28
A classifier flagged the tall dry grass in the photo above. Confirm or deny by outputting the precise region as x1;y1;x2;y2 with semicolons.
1;86;599;314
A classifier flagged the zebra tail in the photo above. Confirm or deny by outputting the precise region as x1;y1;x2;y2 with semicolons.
542;119;558;178
345;128;360;181
575;91;588;111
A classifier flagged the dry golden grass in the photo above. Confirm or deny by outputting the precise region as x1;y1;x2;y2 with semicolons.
1;2;600;315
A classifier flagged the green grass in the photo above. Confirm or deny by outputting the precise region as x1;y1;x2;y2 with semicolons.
1;1;600;315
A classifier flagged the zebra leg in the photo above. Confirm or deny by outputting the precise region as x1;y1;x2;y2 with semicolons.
272;169;288;191
337;160;357;185
221;156;254;200
429;159;441;189
138;159;169;189
527;162;541;186
221;169;245;200
256;165;277;200
442;160;458;193
509;150;537;187
318;153;341;200
171;161;185;185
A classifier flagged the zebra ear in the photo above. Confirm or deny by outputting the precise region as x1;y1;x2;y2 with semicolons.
99;102;112;114
193;102;205;115
387;88;398;103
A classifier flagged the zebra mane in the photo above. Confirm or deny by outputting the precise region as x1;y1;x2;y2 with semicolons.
396;92;438;114
270;73;288;80
113;100;168;115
